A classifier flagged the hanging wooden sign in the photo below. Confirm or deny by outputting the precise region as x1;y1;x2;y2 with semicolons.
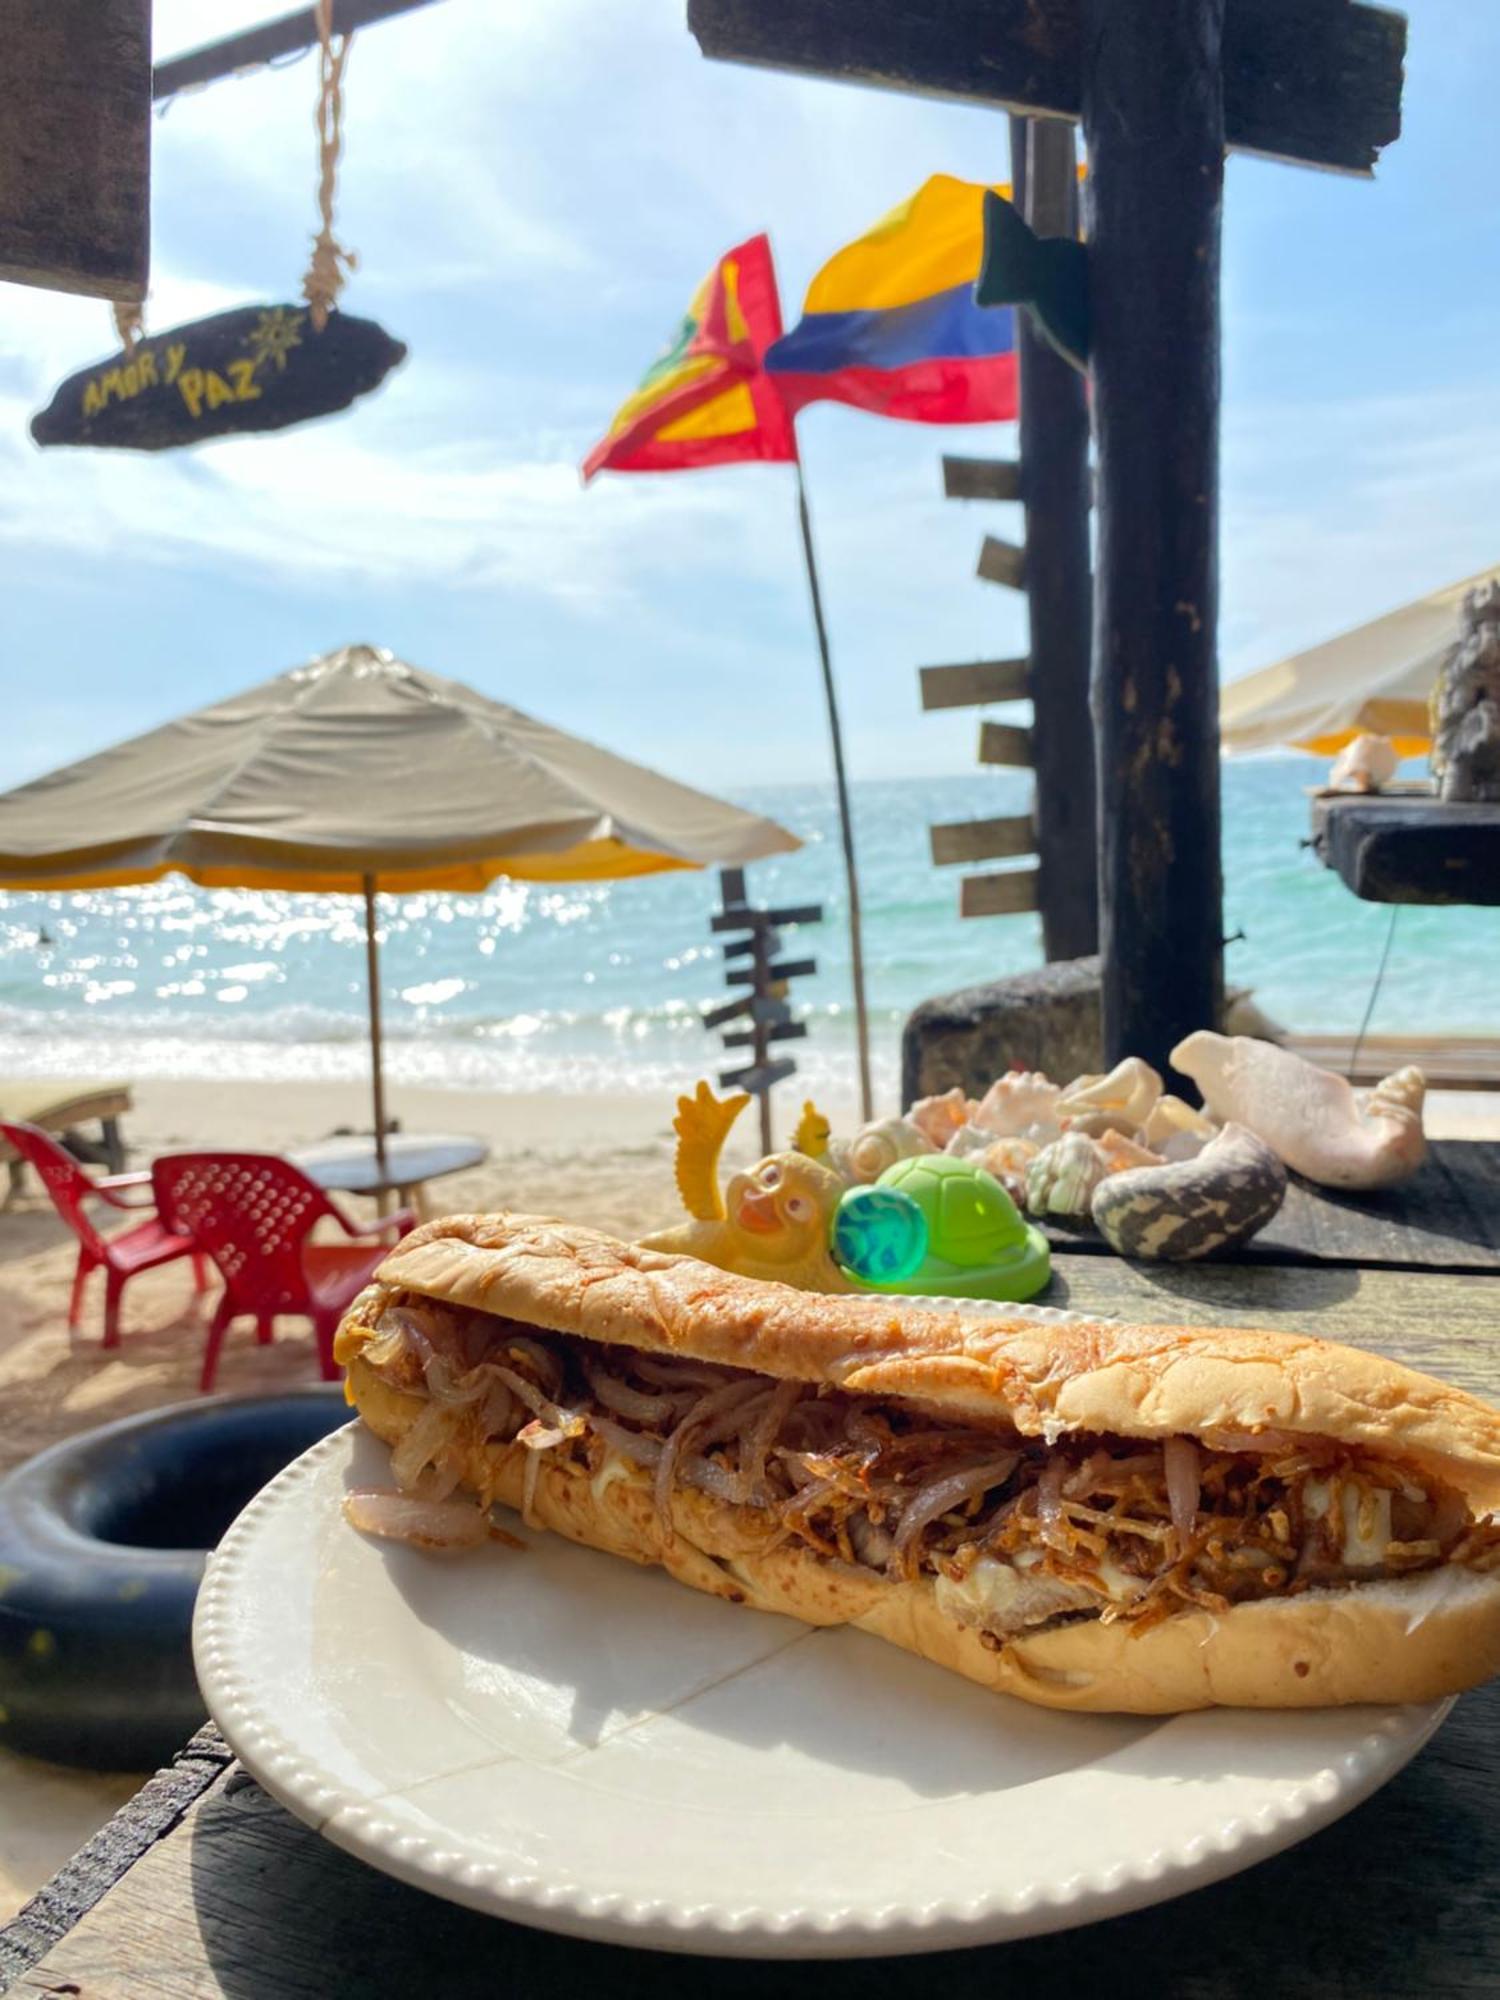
29;303;405;451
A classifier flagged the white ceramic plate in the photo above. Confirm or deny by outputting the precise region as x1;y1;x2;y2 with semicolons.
195;1423;1450;1959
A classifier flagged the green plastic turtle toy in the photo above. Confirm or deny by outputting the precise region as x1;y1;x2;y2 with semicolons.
832;1154;1051;1302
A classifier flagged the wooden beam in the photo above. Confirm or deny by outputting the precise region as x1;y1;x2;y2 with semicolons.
930;815;1034;867
722;1020;809;1048
726;957;816;987
0;0;150;301
1011;115;1098;963
978;721;1033;768
942;456;1021;503
687;0;1406;175
718;1057;797;1095
977;536;1027;590
1083;0;1226;1076
960;868;1040;918
919;658;1029;711
153;0;447;98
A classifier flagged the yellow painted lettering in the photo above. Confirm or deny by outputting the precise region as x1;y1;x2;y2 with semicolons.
177;369;205;419
82;379;104;418
136;349;159;388
99;367;126;407
122;362;140;398
227;358;262;403
203;370;235;411
164;343;186;384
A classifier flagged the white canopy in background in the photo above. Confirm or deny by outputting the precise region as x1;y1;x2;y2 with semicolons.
1220;563;1500;756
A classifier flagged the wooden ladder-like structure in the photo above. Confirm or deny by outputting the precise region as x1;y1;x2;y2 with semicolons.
922;118;1098;963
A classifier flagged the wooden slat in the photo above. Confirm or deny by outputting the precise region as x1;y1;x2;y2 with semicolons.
0;0;151;300
722;1020;808;1048
154;0;445;98
722;930;781;960
1286;1034;1500;1093
960;867;1040;917
725;957;816;987
762;902;823;926
701;993;792;1031
978;720;1034;767
942;454;1022;502
930;815;1034;866
919;658;1029;710
718;1056;796;1094
977;535;1027;590
687;0;1407;177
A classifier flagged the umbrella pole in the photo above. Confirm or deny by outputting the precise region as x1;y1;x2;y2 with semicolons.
794;459;874;1122
362;873;389;1175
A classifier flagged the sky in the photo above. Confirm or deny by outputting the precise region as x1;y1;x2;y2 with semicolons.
2;0;1496;797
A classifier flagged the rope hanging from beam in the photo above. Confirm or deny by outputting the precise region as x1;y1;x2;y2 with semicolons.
301;0;358;330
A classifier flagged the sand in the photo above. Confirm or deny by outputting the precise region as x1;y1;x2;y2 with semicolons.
0;1072;1490;1921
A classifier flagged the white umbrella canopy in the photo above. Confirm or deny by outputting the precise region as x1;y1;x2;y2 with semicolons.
1220;563;1500;757
0;644;802;1156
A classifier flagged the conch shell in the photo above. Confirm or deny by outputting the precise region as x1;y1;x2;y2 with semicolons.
1171;1032;1427;1190
1091;1123;1287;1262
972;1071;1062;1141
1094;1129;1165;1175
1056;1056;1162;1133
909;1088;973;1149
1328;732;1398;795
1025;1132;1108;1220
846;1116;933;1184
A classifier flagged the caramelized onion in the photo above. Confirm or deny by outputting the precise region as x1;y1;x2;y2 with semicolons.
890;1457;1020;1578
343;1489;493;1550
587;1416;664;1467
1037;1459;1066;1546
584;1361;674;1425
390;1400;464;1499
503;1335;565;1398
1163;1437;1201;1549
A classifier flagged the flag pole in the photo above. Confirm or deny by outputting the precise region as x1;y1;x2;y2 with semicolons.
793;455;874;1123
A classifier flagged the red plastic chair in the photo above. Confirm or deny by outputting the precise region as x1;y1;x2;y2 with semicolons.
0;1121;211;1349
151;1153;415;1392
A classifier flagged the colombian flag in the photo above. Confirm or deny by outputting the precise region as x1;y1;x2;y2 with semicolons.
764;177;1018;427
583;234;796;480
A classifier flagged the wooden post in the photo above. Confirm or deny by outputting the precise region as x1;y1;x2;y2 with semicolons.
361;874;389;1173
1081;0;1226;1078
1010;114;1097;964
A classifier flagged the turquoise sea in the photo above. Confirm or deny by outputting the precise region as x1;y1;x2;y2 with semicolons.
0;759;1490;1104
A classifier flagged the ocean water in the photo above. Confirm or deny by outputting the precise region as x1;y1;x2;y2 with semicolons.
0;760;1491;1105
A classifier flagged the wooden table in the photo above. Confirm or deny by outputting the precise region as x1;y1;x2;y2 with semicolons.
5;1248;1500;1994
1312;792;1500;905
289;1132;489;1218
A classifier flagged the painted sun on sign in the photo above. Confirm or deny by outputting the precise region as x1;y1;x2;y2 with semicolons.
29;302;406;452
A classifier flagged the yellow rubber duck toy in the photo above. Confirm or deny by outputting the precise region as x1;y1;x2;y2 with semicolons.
638;1083;854;1292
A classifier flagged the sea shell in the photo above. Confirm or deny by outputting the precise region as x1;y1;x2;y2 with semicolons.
1328;731;1398;794
1094;1129;1166;1175
1171;1032;1427;1190
1056;1056;1162;1133
846;1117;934;1184
1141;1093;1218;1161
1091;1123;1287;1262
909;1088;974;1148
1025;1132;1107;1220
944;1122;998;1159
972;1071;1062;1141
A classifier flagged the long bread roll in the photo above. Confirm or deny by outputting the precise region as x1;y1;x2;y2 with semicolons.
335;1213;1500;1713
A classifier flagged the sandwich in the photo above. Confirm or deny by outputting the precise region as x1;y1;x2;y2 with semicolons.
334;1213;1500;1713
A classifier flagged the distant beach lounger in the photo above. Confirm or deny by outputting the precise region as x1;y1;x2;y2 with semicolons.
0;1080;133;1195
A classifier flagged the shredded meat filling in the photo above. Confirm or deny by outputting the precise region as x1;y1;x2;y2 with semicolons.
356;1297;1500;1637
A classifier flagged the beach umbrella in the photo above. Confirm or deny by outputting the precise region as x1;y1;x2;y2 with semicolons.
0;644;801;1166
1221;562;1500;758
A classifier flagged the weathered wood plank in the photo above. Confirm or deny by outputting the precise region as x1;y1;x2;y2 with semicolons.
722;1020;807;1048
1049;1141;1500;1275
1011;114;1098;964
1312;795;1500;906
718;1056;796;1095
686;0;1406;176
153;0;445;99
919;659;1030;710
942;455;1022;502
977;720;1033;767
1083;0;1226;1079
1288;1033;1500;1091
930;815;1034;867
0;0;151;300
961;868;1040;918
977;534;1027;590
